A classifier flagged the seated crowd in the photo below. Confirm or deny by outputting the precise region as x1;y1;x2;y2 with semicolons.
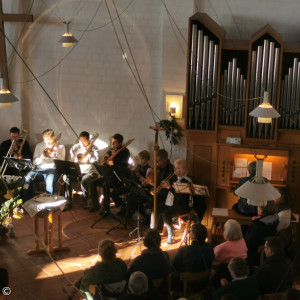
63;197;296;300
0;127;298;299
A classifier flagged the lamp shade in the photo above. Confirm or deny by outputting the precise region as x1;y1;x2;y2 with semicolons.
58;22;78;48
235;158;281;206
249;91;280;123
0;77;18;103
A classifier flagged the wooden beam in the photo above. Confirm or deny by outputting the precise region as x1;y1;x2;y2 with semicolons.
0;1;33;80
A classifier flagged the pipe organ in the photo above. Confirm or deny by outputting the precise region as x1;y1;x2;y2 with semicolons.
184;14;300;241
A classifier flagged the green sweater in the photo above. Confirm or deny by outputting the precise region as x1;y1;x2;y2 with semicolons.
80;258;127;292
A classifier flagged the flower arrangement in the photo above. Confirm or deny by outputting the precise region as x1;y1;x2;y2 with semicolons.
0;177;24;238
159;114;184;145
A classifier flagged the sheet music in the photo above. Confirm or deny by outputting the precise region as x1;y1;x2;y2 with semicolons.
212;207;228;216
262;162;272;180
173;182;209;197
233;158;247;178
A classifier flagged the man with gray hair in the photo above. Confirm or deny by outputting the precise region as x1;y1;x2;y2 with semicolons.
119;271;161;300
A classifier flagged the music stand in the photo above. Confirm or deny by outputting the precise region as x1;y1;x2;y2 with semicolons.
4;157;34;172
90;163;130;233
53;159;81;177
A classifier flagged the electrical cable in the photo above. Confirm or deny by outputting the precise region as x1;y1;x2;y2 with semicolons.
105;0;166;148
16;0;105;84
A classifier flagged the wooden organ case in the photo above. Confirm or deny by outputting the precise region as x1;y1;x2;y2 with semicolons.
184;13;300;238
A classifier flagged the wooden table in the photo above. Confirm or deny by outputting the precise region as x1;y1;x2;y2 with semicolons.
28;209;69;255
212;208;252;236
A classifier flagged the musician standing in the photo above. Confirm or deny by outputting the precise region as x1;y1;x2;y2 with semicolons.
65;131;99;210
145;149;174;228
23;129;65;201
89;133;130;214
0;127;32;175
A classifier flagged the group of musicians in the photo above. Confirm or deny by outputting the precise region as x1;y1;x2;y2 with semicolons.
0;127;206;244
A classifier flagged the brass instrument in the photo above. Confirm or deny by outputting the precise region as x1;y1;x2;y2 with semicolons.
14;130;28;158
76;133;99;163
155;172;176;194
141;168;157;186
43;133;61;158
106;138;135;165
0;130;27;176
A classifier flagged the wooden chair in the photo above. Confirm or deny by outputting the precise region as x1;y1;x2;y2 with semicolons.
168;270;210;299
262;292;284;300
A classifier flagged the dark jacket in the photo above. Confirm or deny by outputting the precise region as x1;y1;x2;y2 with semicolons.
254;253;293;295
128;249;170;281
215;276;260;300
0;139;32;175
233;175;257;216
244;214;279;265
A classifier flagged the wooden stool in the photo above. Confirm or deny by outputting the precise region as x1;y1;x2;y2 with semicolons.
28;209;69;255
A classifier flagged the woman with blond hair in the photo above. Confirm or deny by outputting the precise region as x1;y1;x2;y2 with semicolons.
213;219;247;266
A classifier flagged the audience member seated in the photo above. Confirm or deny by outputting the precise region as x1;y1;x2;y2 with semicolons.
68;239;127;300
171;223;214;293
215;257;260;300
254;236;293;296
275;187;293;232
232;161;258;217
212;219;247;287
128;229;170;285
133;150;151;183
118;271;162;300
244;200;278;266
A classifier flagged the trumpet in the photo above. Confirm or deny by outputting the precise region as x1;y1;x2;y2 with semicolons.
156;172;176;193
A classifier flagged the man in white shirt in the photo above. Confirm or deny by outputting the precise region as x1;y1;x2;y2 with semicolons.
23;129;65;201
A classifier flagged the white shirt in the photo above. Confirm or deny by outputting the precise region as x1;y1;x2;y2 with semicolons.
33;141;65;169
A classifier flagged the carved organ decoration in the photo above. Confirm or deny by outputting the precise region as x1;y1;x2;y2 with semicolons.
187;22;220;130
247;37;281;139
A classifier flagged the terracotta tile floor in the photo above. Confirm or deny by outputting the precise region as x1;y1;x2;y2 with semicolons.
1;196;300;300
0;198;181;300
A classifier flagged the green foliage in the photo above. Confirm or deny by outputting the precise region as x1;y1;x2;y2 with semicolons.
159;115;184;145
0;179;23;235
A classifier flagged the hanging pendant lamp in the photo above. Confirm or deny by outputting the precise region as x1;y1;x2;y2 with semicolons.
235;157;281;206
0;77;18;108
249;91;280;124
58;21;78;48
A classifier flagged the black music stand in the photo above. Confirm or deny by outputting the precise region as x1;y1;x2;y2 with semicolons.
4;157;34;172
90;163;130;233
53;159;81;177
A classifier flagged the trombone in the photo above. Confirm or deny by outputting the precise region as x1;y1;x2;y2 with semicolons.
0;130;27;176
